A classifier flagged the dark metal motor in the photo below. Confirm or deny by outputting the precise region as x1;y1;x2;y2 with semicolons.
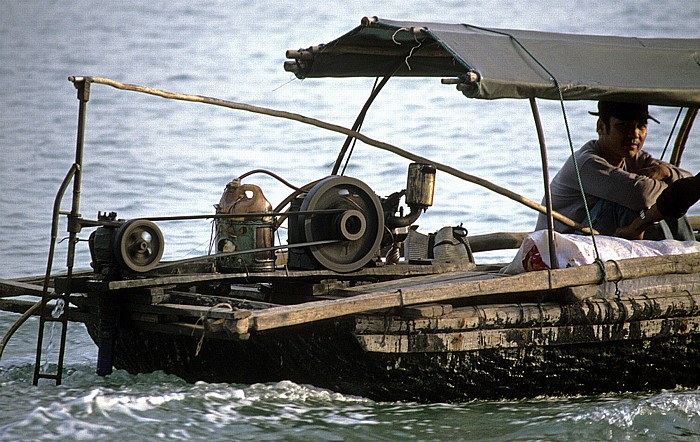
288;175;385;273
288;163;435;272
89;212;165;275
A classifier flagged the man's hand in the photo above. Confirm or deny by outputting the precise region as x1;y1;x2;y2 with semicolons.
613;206;663;240
613;223;645;240
637;163;672;181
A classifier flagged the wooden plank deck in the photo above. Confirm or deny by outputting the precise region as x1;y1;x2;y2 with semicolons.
62;261;476;292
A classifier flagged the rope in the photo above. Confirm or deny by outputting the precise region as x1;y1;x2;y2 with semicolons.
195;303;236;356
390;28;425;71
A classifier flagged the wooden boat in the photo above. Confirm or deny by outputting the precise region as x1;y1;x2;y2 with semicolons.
2;17;700;402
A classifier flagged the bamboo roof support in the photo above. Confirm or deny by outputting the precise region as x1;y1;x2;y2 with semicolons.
71;76;591;233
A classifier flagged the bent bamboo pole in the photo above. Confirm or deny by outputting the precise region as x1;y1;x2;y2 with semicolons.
0;279;49;362
0;300;41;362
79;76;590;232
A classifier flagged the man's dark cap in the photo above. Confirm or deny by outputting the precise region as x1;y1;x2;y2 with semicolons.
589;101;660;124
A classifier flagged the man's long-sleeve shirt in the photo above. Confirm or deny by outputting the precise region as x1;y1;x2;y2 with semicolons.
535;140;691;232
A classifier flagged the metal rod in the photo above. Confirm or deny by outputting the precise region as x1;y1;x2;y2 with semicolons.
529;98;558;270
60;77;91;383
66;77;90;271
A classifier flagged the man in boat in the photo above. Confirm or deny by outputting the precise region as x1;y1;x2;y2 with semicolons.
535;101;695;240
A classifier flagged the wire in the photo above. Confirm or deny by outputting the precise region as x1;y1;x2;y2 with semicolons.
236;169;302;191
341;77;380;175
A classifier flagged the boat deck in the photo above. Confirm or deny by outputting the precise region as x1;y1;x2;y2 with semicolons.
3;251;700;345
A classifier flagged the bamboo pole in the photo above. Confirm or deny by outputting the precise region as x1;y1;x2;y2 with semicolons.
0;279;51;297
467;232;529;252
670;108;698;166
0;300;42;362
76;76;591;232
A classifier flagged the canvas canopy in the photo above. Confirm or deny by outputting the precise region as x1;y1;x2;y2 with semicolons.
288;17;700;107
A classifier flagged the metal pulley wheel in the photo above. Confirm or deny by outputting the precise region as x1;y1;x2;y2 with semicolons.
114;219;165;272
299;176;384;272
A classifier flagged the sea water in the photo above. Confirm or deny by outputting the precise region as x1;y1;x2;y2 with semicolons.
2;1;700;440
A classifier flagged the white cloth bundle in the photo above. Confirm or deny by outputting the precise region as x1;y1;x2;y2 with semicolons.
501;230;700;274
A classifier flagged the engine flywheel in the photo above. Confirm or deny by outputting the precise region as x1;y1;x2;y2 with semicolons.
114;219;165;273
298;176;384;272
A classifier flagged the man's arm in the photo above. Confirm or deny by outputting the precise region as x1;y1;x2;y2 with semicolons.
578;154;669;210
614;173;700;239
637;163;672;181
634;151;692;182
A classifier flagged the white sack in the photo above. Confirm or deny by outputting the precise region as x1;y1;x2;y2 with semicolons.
501;230;700;275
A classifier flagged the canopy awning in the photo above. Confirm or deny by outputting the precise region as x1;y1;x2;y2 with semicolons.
286;17;700;107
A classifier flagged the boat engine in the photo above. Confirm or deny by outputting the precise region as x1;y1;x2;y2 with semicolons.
89;213;165;275
288;163;435;273
214;180;276;272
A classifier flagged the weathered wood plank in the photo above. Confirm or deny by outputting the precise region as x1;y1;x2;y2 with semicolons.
354;290;700;333
0;298;41;315
566;272;700;301
0;279;50;298
246;252;700;334
130;320;248;341
331;270;505;296
74;261;476;291
167;290;278;310
127;302;252;320
0;297;94;323
356;315;700;353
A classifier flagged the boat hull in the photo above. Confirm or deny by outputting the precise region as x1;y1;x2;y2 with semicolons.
85;311;700;402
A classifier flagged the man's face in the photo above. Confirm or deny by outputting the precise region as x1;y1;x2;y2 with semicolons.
598;116;648;161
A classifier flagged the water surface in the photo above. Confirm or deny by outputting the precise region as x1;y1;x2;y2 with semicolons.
2;1;700;440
